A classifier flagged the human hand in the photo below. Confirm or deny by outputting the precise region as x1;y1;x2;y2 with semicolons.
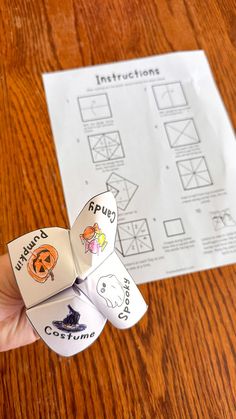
0;253;39;351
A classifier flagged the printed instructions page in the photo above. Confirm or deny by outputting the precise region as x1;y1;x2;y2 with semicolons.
43;51;236;284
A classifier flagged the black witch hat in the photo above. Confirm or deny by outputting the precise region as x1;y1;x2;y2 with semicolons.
53;305;87;332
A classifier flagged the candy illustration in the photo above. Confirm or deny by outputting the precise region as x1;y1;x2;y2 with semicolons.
80;223;108;255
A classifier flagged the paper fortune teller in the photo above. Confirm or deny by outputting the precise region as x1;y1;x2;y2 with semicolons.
8;192;147;356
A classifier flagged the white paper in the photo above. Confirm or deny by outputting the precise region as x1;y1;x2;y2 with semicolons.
27;287;107;357
8;192;147;356
78;252;147;329
43;51;236;284
8;227;76;308
70;191;117;278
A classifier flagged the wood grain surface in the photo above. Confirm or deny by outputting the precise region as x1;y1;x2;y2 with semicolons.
0;0;236;418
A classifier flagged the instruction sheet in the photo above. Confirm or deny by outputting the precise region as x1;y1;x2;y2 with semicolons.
43;50;236;284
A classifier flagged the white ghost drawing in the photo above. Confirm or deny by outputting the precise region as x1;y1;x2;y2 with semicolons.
96;274;125;308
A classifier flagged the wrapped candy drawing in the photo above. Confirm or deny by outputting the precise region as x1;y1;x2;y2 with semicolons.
8;192;147;356
80;223;108;254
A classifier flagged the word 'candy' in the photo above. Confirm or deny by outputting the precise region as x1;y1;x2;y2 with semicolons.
8;192;147;357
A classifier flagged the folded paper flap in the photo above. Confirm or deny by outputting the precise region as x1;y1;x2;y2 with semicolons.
8;192;147;356
70;191;117;279
26;287;107;357
78;252;148;329
8;227;76;308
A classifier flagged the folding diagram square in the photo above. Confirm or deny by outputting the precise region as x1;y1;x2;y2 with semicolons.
106;172;138;210
164;118;200;148
152;82;187;110
78;93;112;122
88;131;125;163
116;219;154;257
176;157;213;190
163;218;185;237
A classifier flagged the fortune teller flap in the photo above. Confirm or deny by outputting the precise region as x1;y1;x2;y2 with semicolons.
8;192;147;357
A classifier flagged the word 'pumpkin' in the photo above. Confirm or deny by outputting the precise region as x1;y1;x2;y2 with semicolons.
27;245;58;283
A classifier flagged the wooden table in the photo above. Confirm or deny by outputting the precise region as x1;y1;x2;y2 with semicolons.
1;1;236;417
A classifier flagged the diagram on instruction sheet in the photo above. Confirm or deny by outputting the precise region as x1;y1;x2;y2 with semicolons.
152;82;187;110
211;209;236;231
164;118;200;148
116;219;154;257
106;172;138;210
177;157;213;190
78;93;112;122
43;51;236;285
88;131;125;163
163;218;185;237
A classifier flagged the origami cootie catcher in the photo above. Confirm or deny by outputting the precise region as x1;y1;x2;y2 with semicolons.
8;192;147;357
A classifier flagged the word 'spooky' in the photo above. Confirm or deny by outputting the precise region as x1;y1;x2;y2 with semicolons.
80;223;108;255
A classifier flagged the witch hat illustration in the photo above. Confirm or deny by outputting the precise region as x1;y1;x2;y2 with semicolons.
53;305;87;332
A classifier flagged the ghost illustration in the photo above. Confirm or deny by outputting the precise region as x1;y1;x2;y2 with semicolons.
96;274;125;308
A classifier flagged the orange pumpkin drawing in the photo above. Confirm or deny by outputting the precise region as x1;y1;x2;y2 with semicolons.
27;245;58;283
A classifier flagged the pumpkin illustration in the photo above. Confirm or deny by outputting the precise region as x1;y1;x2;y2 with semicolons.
27;245;58;283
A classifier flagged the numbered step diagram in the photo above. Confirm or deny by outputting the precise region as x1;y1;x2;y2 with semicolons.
106;172;138;210
88;131;125;163
116;219;154;257
78;93;112;122
164;118;200;148
152;82;187;110
176;156;213;190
